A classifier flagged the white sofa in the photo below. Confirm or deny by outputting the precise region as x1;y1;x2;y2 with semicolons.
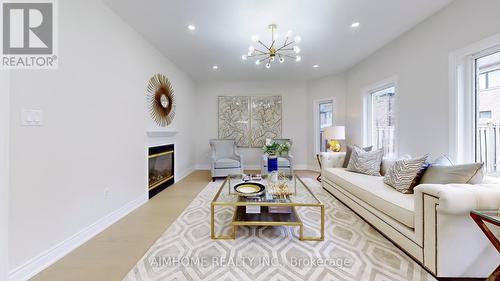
320;152;500;278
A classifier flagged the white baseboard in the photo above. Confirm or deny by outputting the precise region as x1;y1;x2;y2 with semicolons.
8;195;147;281
176;166;195;183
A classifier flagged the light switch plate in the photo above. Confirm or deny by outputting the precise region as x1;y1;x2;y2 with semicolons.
21;109;43;126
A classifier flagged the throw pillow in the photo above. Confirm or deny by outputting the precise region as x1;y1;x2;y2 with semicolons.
342;145;372;168
383;155;429;194
432;155;453;166
380;155;411;176
346;146;383;176
420;163;484;184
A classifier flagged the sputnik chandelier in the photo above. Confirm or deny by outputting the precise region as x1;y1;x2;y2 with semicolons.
242;24;302;69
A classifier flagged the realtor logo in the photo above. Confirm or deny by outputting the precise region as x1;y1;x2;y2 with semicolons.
1;1;58;69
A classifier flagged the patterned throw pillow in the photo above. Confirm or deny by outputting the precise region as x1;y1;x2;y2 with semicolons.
342;145;373;168
346;146;384;176
383;155;429;194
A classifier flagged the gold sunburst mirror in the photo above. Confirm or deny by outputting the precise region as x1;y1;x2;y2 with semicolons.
146;74;175;126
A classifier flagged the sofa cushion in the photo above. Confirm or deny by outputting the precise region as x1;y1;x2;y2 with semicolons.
343;145;372;168
420;163;484;184
346;146;383;176
323;168;415;228
214;158;241;169
263;157;290;167
383;155;429;194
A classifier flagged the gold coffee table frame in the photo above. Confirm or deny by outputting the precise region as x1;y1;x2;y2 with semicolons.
210;175;324;241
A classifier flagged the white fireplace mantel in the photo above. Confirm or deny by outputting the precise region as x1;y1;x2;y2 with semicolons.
146;130;179;138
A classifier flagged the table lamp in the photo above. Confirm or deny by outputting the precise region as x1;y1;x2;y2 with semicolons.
324;126;345;152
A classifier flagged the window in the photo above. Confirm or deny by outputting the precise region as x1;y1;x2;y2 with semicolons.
318;100;333;152
475;51;500;176
479;111;492;119
479;70;500;90
479;73;487;90
367;85;396;158
489;70;500;88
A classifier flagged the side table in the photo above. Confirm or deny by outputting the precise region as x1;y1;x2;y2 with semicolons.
470;210;500;281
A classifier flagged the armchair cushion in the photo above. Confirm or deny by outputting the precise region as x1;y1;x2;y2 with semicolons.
211;140;240;160
214;158;241;169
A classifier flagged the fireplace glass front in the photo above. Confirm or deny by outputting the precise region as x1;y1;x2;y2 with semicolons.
148;144;174;198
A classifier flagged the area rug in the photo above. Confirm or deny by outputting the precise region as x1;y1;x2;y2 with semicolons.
123;178;434;281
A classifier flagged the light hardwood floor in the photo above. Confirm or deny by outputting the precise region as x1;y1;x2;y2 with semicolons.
32;170;318;281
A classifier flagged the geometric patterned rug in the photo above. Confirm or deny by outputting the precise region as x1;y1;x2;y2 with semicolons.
123;178;435;281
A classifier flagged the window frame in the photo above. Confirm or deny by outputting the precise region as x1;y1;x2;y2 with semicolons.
362;76;399;158
313;98;335;154
473;49;500;167
449;32;500;163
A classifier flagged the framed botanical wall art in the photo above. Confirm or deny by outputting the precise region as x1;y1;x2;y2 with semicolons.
218;96;250;146
250;96;282;147
217;95;282;147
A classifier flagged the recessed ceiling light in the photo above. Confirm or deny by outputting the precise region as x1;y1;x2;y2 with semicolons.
187;24;196;31
313;64;319;68
212;65;218;70
351;22;360;28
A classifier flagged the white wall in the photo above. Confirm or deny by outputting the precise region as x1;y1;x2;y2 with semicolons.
0;70;10;281
306;73;347;169
344;0;500;160
194;81;309;170
8;0;196;276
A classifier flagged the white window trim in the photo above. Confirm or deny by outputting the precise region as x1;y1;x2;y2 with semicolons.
361;76;399;156
313;98;335;154
449;32;500;163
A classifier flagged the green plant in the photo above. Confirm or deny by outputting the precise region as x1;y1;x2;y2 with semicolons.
262;139;290;156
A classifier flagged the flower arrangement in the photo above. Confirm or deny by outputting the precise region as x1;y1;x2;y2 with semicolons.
262;139;290;156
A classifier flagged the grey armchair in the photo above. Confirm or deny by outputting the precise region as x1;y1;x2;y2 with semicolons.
210;139;243;181
261;139;293;175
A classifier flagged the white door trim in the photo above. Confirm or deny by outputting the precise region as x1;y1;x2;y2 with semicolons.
313;98;335;154
0;70;11;281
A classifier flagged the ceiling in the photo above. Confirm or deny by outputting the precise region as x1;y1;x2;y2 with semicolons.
104;0;452;82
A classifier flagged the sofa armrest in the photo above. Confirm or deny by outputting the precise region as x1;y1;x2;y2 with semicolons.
414;183;500;215
413;183;500;277
320;152;346;169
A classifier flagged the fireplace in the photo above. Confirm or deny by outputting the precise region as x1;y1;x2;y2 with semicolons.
148;144;174;199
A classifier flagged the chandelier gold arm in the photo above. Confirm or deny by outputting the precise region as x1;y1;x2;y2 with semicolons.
257;57;269;63
276;40;295;51
258;40;271;51
280;54;297;59
247;53;269;58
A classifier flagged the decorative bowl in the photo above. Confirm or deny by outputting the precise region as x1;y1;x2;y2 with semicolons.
233;182;265;197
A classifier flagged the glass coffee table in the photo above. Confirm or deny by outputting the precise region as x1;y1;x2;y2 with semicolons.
211;174;324;241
